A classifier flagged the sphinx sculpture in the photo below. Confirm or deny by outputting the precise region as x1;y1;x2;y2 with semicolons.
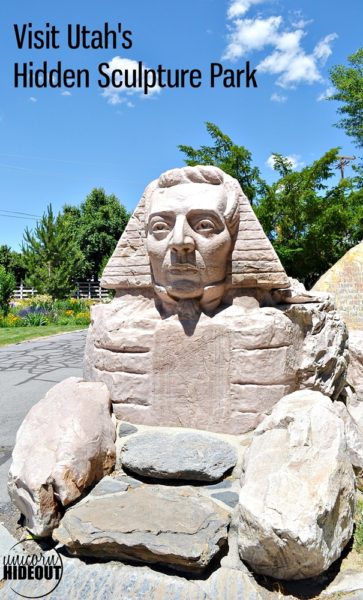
84;165;347;434
7;166;360;589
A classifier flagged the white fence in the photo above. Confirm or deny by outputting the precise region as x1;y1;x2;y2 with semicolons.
13;281;109;300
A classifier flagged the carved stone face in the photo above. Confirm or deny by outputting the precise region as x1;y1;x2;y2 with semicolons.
146;183;232;304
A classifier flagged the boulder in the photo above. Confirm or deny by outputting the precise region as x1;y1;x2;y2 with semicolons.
347;330;363;400
120;430;237;481
333;401;363;488
53;483;230;573
8;377;116;537
283;301;348;399
238;390;356;580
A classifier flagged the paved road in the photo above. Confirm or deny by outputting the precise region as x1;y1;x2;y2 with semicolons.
0;330;87;507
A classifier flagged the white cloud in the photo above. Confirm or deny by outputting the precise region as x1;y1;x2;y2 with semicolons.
223;16;282;60
227;0;266;19
313;33;338;64
61;91;71;96
290;11;313;29
266;153;304;170
126;101;135;108
223;7;337;88
317;86;335;101
271;92;287;103
101;57;160;105
258;36;323;88
29;97;37;103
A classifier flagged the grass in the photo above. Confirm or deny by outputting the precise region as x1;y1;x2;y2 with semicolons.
354;496;363;553
0;324;89;347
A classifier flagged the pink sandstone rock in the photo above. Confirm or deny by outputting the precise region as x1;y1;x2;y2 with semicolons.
8;377;116;536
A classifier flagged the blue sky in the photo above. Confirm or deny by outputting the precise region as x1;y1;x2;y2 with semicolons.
0;0;361;250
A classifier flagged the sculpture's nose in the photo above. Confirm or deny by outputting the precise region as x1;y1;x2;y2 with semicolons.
169;215;195;253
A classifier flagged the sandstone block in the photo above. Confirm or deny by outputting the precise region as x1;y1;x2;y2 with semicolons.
8;377;116;537
238;390;356;580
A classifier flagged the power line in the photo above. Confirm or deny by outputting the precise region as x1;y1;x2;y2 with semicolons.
0;209;41;217
0;213;38;220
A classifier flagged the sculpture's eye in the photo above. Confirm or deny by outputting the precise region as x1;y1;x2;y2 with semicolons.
152;222;170;232
194;219;216;234
150;220;171;238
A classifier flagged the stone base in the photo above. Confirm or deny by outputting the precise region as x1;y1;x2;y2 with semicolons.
84;294;348;434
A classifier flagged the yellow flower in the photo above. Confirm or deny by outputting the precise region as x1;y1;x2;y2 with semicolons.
65;310;74;316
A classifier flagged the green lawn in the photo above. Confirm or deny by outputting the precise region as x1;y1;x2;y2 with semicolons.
354;496;363;553
0;325;89;347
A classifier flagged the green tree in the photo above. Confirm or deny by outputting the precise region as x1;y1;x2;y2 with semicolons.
22;205;85;298
178;122;266;205
256;149;363;288
329;48;363;149
0;265;16;316
0;245;27;283
77;188;130;281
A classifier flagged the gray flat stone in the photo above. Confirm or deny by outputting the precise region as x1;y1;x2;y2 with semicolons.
90;476;129;497
121;431;237;482
2;556;207;599
114;473;143;488
212;491;239;508
118;423;138;438
205;479;233;490
53;484;230;573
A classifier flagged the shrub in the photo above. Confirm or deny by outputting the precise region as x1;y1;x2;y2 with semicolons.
24;312;48;326
74;311;90;325
0;314;23;327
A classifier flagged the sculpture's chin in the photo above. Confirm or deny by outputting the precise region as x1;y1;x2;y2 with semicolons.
153;280;226;315
166;282;204;301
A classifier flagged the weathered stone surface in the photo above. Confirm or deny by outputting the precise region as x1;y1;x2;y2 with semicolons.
348;330;363;399
8;377;116;537
53;484;230;573
2;556;208;600
195;567;267;600
333;401;363;486
120;431;237;481
86;295;348;435
85;297;303;434
238;390;356;580
313;241;363;330
321;569;363;597
347;394;363;431
283;301;349;399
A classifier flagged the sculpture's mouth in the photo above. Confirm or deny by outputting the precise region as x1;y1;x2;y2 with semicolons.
168;264;199;274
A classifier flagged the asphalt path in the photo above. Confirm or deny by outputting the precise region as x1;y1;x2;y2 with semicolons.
0;330;87;508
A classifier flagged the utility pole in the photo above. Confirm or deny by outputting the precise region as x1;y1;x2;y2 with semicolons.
336;155;356;179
